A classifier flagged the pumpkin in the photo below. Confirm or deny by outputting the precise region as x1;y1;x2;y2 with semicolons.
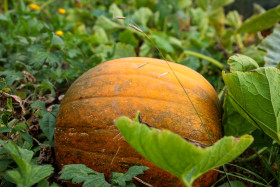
54;57;222;186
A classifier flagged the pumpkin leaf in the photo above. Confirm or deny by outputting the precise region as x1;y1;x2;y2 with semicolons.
226;11;241;28
59;164;110;187
227;54;259;72
223;67;280;144
109;4;123;25
95;15;121;32
211;0;234;10
178;0;192;9
223;94;256;136
133;7;153;28
196;0;209;11
150;33;175;53
259;26;280;67
237;5;280;33
119;30;138;47
243;45;266;67
115;116;253;186
112;43;136;59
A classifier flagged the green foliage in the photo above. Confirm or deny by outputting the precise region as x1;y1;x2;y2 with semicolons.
59;164;148;187
1;0;280;186
259;26;280;67
115;113;253;187
237;5;280;33
0;141;54;187
227;54;259;72
31;101;60;145
223;67;280;143
223;94;256;136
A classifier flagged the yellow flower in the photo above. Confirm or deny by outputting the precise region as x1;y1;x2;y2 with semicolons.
29;4;40;11
55;30;63;36
58;8;66;14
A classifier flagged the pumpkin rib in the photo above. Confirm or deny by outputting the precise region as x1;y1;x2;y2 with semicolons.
54;144;123;157
56;95;220;134
75;59;218;98
100;57;210;82
75;67;217;98
63;74;220;111
60;93;215;109
69;72;216;99
71;72;199;88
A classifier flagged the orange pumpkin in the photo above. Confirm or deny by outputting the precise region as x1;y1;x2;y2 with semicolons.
54;57;222;186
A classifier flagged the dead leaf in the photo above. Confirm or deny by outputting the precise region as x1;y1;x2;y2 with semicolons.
38;145;54;164
22;71;36;83
0;91;26;119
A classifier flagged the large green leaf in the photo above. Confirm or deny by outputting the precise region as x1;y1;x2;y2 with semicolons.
115;115;253;187
227;54;259;72
223;94;256;136
259;26;280;67
223;68;280;143
237;5;280;33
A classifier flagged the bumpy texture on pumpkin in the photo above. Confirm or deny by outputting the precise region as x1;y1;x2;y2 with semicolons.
54;57;222;186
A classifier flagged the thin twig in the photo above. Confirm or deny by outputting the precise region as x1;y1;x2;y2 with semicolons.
114;16;127;20
33;137;42;146
110;146;120;164
158;72;169;78
133;176;153;187
136;62;149;69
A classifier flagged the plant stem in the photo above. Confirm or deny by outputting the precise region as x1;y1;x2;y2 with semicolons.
4;0;8;13
237;147;268;162
182;179;192;187
235;34;244;50
218;86;226;101
183;50;225;70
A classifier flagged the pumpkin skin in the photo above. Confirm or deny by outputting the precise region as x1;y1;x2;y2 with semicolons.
54;57;222;186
